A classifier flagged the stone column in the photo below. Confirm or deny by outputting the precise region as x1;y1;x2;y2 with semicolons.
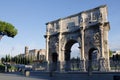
46;35;50;71
104;24;110;71
45;23;51;71
59;49;65;72
81;29;85;60
57;34;62;71
58;19;65;72
79;12;86;71
79;28;86;71
99;24;106;71
99;25;104;58
106;43;110;71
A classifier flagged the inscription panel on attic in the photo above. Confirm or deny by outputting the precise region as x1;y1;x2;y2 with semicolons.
62;16;79;32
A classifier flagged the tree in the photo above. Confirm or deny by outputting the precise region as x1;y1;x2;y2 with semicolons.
5;54;11;62
1;57;5;63
109;50;113;57
0;20;17;40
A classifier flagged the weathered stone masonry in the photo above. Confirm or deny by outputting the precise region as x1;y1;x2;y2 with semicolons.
45;5;110;72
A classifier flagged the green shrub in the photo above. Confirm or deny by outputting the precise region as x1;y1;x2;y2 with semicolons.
0;64;5;72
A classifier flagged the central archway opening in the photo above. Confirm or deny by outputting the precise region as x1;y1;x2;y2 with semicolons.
71;43;80;59
64;40;80;71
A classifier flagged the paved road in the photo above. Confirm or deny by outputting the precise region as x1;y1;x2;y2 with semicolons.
0;71;120;80
0;72;49;80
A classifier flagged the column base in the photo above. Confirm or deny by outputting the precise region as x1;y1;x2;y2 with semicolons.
47;61;50;71
59;61;65;72
65;61;71;71
99;57;109;71
49;62;57;72
79;59;86;72
105;59;111;71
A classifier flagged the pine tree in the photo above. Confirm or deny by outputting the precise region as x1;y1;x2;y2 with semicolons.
0;20;17;40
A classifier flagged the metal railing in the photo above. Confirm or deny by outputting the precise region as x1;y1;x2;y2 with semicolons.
33;60;120;72
110;60;120;72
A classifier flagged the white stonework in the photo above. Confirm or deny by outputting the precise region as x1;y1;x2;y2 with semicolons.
45;5;110;72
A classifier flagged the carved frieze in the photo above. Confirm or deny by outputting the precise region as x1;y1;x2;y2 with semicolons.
93;32;100;46
49;36;59;52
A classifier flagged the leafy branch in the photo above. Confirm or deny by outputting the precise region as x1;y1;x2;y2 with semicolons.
0;20;17;38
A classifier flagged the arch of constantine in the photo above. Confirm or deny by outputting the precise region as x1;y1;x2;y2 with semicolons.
44;5;110;72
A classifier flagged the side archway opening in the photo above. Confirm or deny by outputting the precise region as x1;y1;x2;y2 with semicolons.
51;52;58;71
88;48;99;71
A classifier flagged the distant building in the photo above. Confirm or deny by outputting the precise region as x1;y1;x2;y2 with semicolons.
36;49;46;62
112;50;120;56
19;46;46;62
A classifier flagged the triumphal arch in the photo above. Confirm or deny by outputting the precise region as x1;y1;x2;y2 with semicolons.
45;5;110;72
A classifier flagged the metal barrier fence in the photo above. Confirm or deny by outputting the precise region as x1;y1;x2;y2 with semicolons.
110;60;120;72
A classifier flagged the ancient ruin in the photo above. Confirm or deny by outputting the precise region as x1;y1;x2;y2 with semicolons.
44;5;110;72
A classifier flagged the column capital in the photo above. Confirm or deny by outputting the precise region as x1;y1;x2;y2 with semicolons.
44;34;50;38
99;24;104;30
80;27;85;31
61;48;65;51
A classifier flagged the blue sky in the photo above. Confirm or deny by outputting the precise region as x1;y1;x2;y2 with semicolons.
0;0;120;58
